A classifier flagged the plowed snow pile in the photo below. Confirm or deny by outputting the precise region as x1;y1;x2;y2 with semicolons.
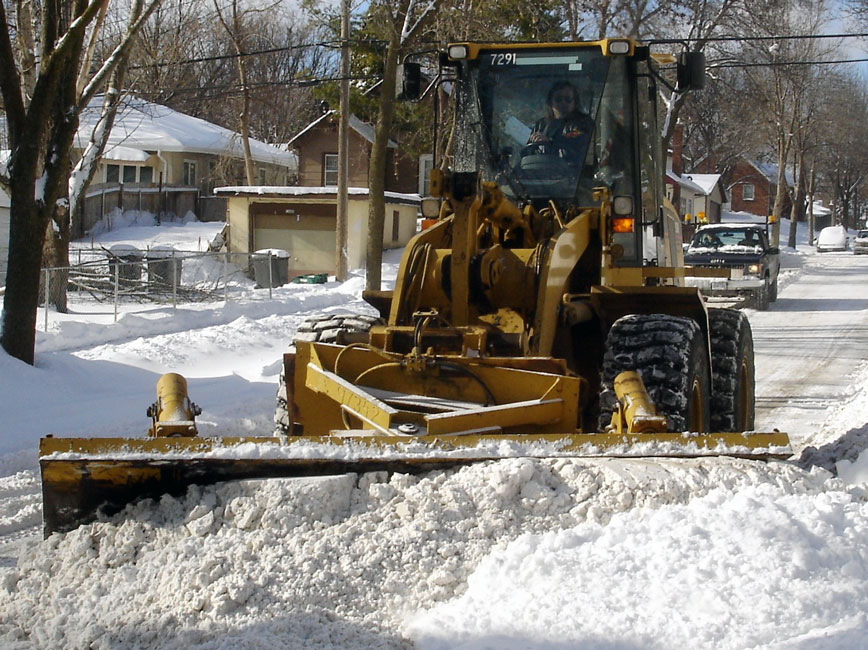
3;457;867;649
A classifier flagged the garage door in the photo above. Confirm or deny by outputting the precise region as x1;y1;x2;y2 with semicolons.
253;211;336;275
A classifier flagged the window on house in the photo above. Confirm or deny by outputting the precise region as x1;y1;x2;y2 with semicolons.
324;153;338;186
139;166;153;184
742;183;755;201
183;160;197;186
392;210;400;242
418;154;434;196
105;164;119;183
258;168;267;185
122;165;137;183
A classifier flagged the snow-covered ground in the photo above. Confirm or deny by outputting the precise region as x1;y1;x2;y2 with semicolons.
1;214;868;649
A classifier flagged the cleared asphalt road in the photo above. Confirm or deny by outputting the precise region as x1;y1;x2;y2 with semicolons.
750;249;868;452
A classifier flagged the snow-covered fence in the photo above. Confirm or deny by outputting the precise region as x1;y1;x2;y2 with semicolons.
79;185;201;236
39;250;294;331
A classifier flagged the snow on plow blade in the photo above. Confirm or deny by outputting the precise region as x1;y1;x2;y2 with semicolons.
39;429;791;536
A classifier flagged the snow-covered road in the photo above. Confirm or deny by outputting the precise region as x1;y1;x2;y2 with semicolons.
752;250;868;451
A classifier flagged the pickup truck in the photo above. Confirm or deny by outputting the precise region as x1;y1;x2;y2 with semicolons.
683;223;780;310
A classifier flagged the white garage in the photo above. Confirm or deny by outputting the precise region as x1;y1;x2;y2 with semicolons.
218;187;420;278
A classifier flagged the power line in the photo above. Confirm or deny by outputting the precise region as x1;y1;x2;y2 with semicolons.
652;32;868;45
708;57;868;69
128;39;388;70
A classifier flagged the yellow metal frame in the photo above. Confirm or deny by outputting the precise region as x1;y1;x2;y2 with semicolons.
294;341;582;436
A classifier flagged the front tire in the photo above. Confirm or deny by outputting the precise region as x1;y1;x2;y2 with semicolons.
598;314;711;433
753;282;770;310
708;308;756;432
274;312;383;435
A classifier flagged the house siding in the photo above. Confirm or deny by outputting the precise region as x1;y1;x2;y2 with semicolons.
222;192;419;276
296;125;371;187
725;160;791;218
292;115;420;194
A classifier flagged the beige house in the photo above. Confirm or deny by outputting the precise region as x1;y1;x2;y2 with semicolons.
216;186;420;277
683;174;727;223
74;96;297;235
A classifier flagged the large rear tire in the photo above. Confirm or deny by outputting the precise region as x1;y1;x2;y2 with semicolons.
598;314;711;433
708;308;756;432
274;313;383;435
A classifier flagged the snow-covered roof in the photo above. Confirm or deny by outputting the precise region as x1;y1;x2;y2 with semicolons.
100;145;152;162
75;95;297;168
287;110;398;149
811;200;832;216
666;170;705;195
685;173;724;197
750;161;794;186
215;185;420;204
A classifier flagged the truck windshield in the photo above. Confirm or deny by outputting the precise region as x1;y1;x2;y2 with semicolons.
467;48;634;208
691;228;766;251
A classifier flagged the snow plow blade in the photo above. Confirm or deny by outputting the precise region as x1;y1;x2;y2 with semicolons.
39;429;791;536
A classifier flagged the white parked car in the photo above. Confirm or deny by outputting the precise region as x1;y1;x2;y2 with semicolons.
816;225;849;252
853;229;868;255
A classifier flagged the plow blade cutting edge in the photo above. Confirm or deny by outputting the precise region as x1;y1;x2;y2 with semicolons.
39;430;791;536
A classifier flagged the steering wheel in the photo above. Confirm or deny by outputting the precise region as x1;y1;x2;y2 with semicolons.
521;142;553;157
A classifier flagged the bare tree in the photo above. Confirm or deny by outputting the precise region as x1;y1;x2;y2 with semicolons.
213;0;279;184
0;0;159;365
364;0;441;292
816;73;868;229
729;0;834;244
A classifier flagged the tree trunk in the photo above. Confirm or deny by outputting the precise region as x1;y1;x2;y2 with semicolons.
2;184;50;365
365;32;400;292
787;152;806;249
770;134;790;247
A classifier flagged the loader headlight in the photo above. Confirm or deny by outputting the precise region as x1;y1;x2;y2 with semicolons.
607;39;632;56
448;44;469;60
613;195;633;215
746;263;761;275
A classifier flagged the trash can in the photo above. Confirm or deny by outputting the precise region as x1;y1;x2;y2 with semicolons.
107;244;143;282
253;249;289;288
146;245;182;288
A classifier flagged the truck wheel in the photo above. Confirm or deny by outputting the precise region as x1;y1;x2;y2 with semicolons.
274;313;384;435
708;308;755;432
768;276;778;302
598;314;711;433
753;282;770;310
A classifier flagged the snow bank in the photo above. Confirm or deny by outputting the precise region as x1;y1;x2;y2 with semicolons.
409;479;868;650
0;457;847;649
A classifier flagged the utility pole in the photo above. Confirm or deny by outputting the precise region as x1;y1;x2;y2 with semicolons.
808;164;815;247
335;0;350;281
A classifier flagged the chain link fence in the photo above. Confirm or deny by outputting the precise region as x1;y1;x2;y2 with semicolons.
39;249;303;331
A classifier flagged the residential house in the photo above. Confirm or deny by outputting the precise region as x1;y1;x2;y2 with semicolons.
74;96;297;236
724;159;792;218
288;110;421;194
214;111;425;279
216;186;420;278
810;199;833;230
684;174;727;223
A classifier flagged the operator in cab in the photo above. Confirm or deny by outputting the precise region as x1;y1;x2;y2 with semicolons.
525;81;593;165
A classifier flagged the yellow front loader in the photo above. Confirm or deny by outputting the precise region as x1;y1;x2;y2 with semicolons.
40;38;791;535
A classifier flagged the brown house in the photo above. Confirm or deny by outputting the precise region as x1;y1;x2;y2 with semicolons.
724;159;792;218
288;110;421;194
